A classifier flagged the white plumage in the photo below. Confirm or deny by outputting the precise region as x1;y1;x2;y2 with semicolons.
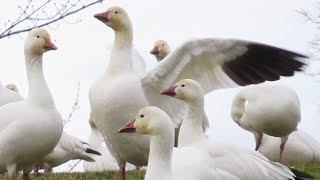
0;28;63;179
0;83;23;106
231;83;301;162
119;106;239;180
90;6;306;179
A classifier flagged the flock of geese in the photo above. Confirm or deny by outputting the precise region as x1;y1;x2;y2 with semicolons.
0;5;319;180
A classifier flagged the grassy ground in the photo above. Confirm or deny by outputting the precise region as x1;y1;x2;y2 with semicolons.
0;161;319;179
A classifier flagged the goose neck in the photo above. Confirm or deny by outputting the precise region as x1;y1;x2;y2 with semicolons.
179;99;206;147
25;52;54;107
105;27;133;74
146;128;174;180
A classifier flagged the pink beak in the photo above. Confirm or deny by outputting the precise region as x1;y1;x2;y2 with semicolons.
150;46;160;55
94;11;110;23
43;38;57;50
160;85;177;97
118;118;136;133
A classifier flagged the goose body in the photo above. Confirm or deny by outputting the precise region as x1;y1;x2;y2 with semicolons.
91;6;306;179
37;131;101;171
119;106;239;180
83;114;135;171
0;28;63;179
161;79;310;179
231;83;301;161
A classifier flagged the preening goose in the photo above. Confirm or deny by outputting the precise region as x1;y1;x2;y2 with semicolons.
231;83;301;162
83;114;135;171
258;130;320;164
150;40;171;62
91;6;306;180
0;83;23;106
119;106;240;180
0;28;63;180
37;131;101;172
161;79;312;180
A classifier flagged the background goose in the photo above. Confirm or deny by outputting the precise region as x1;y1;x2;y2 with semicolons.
37;131;101;172
83;114;135;171
119;106;240;180
0;28;63;180
0;83;23;106
231;83;301;162
91;6;306;179
258;130;320;164
161;79;313;180
150;40;171;62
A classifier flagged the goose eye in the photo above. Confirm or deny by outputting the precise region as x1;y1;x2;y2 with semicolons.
181;84;185;87
36;35;40;38
140;114;144;118
162;44;165;46
115;11;118;14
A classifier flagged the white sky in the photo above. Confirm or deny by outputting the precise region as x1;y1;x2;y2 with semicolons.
0;0;319;172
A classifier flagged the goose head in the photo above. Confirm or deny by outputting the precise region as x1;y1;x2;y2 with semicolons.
150;40;171;62
118;106;173;135
161;79;204;102
94;6;131;31
5;84;19;93
25;28;57;55
89;113;97;129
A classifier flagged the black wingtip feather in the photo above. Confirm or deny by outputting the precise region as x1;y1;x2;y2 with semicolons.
85;148;102;156
222;43;308;86
289;167;315;180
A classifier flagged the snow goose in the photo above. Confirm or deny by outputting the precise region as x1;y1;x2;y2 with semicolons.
258;130;320;164
231;83;301;162
91;6;306;179
83;114;135;171
0;28;63;180
5;84;20;94
36;131;101;172
150;40;171;62
161;79;313;180
119;106;240;180
0;83;23;106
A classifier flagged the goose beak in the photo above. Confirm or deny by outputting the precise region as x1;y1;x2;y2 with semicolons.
160;85;177;97
118;118;136;133
150;46;160;55
43;38;57;50
94;11;110;23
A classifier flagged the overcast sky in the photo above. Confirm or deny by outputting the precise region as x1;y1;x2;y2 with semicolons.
0;0;319;172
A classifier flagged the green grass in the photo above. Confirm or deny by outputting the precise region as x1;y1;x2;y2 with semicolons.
0;162;319;179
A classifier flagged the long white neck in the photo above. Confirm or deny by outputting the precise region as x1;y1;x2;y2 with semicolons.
25;52;55;107
179;97;206;147
88;127;104;149
145;127;174;180
105;24;133;75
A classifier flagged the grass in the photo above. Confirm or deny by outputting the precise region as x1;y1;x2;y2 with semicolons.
0;161;319;179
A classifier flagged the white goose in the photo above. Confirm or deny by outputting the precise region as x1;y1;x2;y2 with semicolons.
91;6;306;179
150;40;171;62
231;83;301;162
119;106;240;180
37;131;101;172
161;79;312;180
0;28;63;179
83;114;135;171
0;83;23;106
258;130;320;164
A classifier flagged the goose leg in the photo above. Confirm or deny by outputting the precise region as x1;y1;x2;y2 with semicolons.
253;131;263;151
23;173;30;180
278;135;289;163
119;166;126;180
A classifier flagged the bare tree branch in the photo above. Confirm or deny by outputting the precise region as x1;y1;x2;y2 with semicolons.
0;0;104;39
63;82;80;127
